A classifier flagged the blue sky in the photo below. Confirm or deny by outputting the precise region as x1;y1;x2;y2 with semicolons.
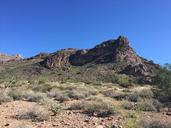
0;0;170;64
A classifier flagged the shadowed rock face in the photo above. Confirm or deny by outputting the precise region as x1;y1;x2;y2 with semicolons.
40;36;157;76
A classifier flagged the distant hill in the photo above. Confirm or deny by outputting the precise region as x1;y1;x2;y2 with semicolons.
0;53;23;62
0;36;160;84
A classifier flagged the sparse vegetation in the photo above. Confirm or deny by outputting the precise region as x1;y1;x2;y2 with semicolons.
139;120;171;128
8;89;46;102
17;106;50;122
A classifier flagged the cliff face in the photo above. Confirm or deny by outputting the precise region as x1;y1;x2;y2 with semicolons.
40;36;157;77
69;36;142;65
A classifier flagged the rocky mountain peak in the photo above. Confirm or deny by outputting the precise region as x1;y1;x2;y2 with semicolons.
40;36;156;78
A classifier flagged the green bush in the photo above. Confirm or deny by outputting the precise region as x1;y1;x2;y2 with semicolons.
153;68;171;102
115;74;130;87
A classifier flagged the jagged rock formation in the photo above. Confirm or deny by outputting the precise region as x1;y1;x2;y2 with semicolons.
40;36;157;77
69;36;142;65
41;49;77;70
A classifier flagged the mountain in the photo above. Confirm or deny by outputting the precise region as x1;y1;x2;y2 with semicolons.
0;36;160;84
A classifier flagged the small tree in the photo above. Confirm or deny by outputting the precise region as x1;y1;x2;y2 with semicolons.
153;67;171;102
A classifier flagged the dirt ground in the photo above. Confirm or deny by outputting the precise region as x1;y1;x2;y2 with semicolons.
0;100;171;128
0;101;122;128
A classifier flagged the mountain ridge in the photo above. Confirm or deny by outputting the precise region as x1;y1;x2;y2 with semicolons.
0;36;160;84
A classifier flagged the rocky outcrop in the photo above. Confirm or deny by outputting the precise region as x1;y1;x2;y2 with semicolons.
40;36;156;76
41;48;76;70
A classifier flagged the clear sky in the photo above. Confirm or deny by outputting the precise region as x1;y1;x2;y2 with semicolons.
0;0;170;64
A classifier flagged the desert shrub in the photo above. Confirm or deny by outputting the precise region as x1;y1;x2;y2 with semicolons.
23;91;46;102
69;102;84;110
32;84;53;93
50;102;61;116
84;99;115;117
17;106;50;122
153;68;171;102
128;89;153;102
122;102;135;110
102;89;127;100
114;74;130;87
137;89;154;99
152;99;163;112
8;88;25;100
67;90;89;100
128;93;141;102
47;89;69;102
137;100;156;112
57;83;77;91
0;90;13;104
8;89;45;102
38;98;61;115
139;120;171;128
